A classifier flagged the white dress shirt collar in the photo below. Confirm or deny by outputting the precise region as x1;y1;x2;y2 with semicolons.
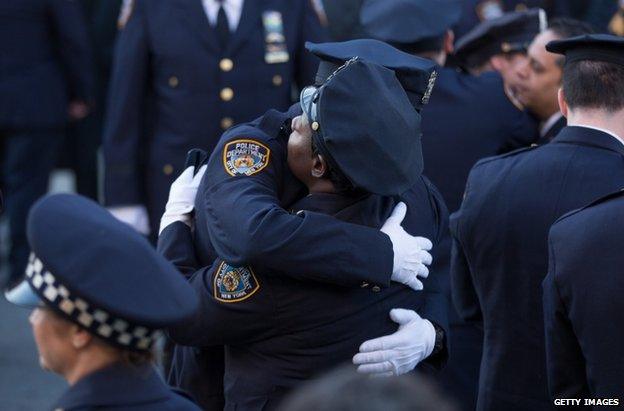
540;112;564;138
202;0;244;32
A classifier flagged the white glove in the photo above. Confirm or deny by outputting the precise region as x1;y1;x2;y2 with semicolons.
159;164;207;235
353;309;436;377
108;205;151;236
381;202;433;291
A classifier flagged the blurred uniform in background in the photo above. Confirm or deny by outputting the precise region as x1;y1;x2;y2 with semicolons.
103;0;326;238
0;0;94;287
59;0;123;200
360;1;539;409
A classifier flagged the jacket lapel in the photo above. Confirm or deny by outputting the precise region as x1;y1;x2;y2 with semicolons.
224;0;262;56
176;0;220;54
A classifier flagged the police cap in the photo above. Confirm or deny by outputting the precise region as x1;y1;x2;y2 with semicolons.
306;39;438;111
455;8;546;69
5;194;199;351
546;34;624;67
300;59;423;196
360;0;462;52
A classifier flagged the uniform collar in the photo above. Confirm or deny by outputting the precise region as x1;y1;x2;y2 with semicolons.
51;363;170;410
540;112;564;138
552;125;624;156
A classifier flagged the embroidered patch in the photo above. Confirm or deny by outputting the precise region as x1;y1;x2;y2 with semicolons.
213;262;260;303
223;139;271;176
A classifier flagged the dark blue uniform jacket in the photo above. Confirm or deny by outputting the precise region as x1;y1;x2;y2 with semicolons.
50;363;200;411
0;0;94;129
543;189;624;404
451;126;624;411
103;0;325;233
165;181;449;410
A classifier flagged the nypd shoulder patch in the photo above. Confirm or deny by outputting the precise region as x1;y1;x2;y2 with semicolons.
223;139;271;176
213;262;260;303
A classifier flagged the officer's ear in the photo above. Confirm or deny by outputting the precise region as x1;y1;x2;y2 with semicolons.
311;153;328;179
558;87;568;118
444;30;455;55
70;325;93;350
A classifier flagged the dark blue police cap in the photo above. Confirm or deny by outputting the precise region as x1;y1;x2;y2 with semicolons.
454;8;546;68
5;194;199;351
300;59;422;195
306;39;438;111
360;0;462;52
546;34;624;67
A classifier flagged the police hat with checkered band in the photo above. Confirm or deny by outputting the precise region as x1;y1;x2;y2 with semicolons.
5;193;199;352
300;58;422;196
306;39;438;111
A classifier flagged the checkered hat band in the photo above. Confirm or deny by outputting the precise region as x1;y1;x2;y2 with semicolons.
25;253;160;351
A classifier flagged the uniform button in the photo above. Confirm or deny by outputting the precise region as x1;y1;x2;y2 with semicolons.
168;76;179;88
360;282;369;288
220;87;234;101
219;58;234;72
272;75;283;86
371;285;381;293
221;117;233;130
163;164;174;175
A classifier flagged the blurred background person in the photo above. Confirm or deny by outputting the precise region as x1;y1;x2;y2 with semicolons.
0;0;94;289
359;1;539;409
515;18;594;143
278;366;458;411
453;8;546;100
103;0;326;239
58;0;123;201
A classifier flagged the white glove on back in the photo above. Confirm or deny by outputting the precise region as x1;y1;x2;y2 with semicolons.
159;164;207;235
381;202;433;291
108;205;150;236
352;308;436;376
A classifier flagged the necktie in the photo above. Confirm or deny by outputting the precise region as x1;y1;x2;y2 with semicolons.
215;0;230;50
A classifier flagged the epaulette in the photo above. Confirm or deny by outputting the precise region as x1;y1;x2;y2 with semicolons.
552;188;624;226
473;145;538;168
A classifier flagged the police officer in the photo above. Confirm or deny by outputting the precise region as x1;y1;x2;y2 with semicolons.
5;193;201;410
454;8;546;94
451;33;624;411
103;0;326;238
0;0;94;288
158;39;448;410
515;18;594;144
164;56;449;410
540;35;624;403
359;1;539;408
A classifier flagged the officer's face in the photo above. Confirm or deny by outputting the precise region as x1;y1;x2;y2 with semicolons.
287;115;314;185
492;52;529;94
515;30;563;119
29;307;75;375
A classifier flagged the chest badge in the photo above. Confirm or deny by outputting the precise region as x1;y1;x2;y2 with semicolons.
263;11;289;64
213;262;260;303
223;139;271;176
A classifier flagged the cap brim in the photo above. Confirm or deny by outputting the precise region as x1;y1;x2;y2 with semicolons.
300;86;318;122
5;280;41;308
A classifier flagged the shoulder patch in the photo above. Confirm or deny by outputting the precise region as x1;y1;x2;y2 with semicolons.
223;139;271;176
213;262;260;303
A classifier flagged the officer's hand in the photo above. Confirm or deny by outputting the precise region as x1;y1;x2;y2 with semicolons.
159;164;207;235
109;205;151;236
352;309;435;376
381;202;433;291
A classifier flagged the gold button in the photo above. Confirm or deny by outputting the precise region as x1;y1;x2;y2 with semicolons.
168;76;179;88
372;285;381;293
311;121;319;131
221;117;233;129
163;164;174;175
220;87;234;101
272;75;283;86
219;58;234;72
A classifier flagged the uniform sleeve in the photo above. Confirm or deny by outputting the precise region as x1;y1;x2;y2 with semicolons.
542;239;590;400
199;128;395;288
47;0;95;102
167;261;277;347
157;222;202;278
102;0;149;206
293;0;327;89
